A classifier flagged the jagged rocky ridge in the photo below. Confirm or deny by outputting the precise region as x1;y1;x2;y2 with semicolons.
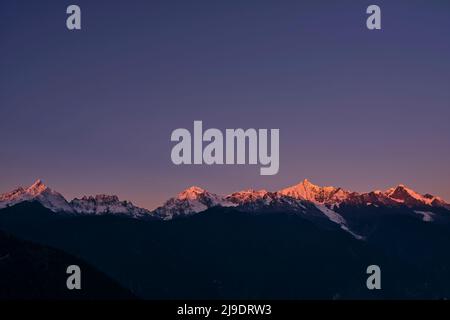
0;180;151;218
1;179;449;239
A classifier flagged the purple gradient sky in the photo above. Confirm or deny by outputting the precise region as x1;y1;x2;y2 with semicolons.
1;0;449;209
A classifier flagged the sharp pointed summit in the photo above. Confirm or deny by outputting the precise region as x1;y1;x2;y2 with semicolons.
384;184;446;207
177;186;208;200
26;179;48;195
30;179;45;187
0;180;72;213
278;179;350;204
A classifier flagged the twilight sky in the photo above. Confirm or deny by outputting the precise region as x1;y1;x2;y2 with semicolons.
1;0;449;209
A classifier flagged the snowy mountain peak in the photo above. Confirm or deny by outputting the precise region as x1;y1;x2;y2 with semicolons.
26;179;48;195
278;179;318;200
384;184;445;207
278;179;350;205
295;178;321;191
154;187;236;220
177;186;208;200
387;184;416;199
0;180;73;213
302;178;315;187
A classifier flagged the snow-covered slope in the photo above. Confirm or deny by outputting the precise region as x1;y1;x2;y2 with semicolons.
278;179;350;205
277;179;449;210
70;195;151;218
0;180;73;213
385;184;448;208
153;186;236;220
226;189;307;213
0;180;150;217
227;189;269;204
275;180;358;234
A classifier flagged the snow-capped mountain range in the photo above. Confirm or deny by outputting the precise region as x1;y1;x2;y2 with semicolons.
1;179;449;238
0;180;150;217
